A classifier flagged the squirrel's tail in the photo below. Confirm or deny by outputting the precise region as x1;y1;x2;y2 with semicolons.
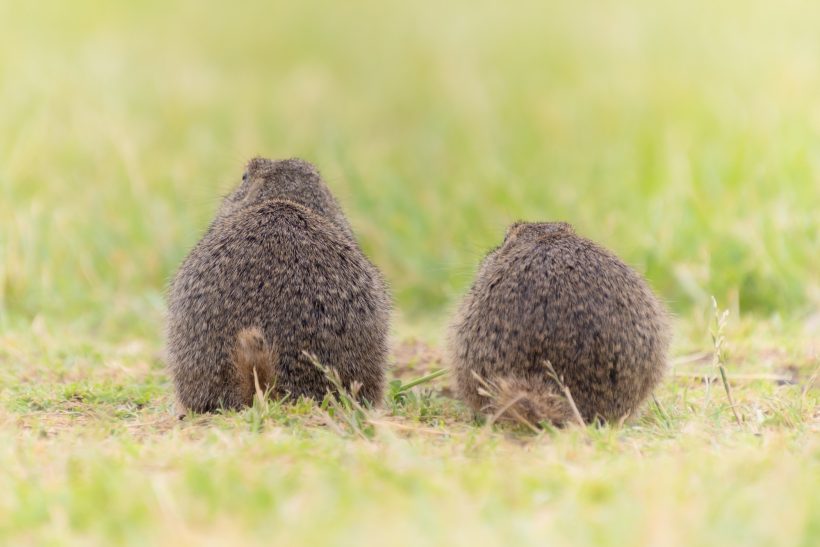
232;327;277;406
487;376;580;428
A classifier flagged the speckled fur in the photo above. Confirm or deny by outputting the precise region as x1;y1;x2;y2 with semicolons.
448;222;670;425
166;158;391;412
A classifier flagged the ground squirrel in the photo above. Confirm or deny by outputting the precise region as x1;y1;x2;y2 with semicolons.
167;158;391;412
448;221;670;426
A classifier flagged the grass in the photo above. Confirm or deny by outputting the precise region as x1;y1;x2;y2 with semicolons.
0;0;818;545
1;314;817;545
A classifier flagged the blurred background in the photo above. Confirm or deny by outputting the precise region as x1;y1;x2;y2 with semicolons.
1;0;818;338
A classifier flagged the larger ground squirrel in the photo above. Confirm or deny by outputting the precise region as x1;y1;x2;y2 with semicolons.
167;158;391;412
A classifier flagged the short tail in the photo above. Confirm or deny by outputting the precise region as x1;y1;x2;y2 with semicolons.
484;376;578;428
232;327;277;406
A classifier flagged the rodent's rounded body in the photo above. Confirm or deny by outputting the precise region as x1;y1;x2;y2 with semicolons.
166;159;390;412
448;222;670;425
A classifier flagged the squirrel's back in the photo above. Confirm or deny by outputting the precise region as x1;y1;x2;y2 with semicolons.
167;198;390;412
449;223;670;425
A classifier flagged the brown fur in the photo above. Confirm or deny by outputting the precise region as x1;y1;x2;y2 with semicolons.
167;158;391;412
488;376;576;428
232;327;276;406
448;221;670;426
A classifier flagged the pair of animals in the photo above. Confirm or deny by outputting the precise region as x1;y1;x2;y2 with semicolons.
167;157;670;426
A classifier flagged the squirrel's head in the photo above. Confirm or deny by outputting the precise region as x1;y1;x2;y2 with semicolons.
216;157;354;238
502;221;574;245
475;221;575;278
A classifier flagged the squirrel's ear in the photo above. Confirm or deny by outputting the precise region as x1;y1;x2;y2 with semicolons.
504;222;525;243
245;157;270;176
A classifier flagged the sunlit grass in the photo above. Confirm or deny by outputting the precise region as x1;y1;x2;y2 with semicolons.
1;311;817;545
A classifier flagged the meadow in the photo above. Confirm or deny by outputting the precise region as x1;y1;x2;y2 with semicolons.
0;0;818;545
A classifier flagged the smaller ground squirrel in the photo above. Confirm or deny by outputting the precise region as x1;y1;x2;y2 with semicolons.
447;221;670;426
166;158;391;413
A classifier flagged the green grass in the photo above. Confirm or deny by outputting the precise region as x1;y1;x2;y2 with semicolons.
0;0;818;545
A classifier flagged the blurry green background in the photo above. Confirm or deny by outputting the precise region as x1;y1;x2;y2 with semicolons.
1;4;818;545
1;0;818;336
